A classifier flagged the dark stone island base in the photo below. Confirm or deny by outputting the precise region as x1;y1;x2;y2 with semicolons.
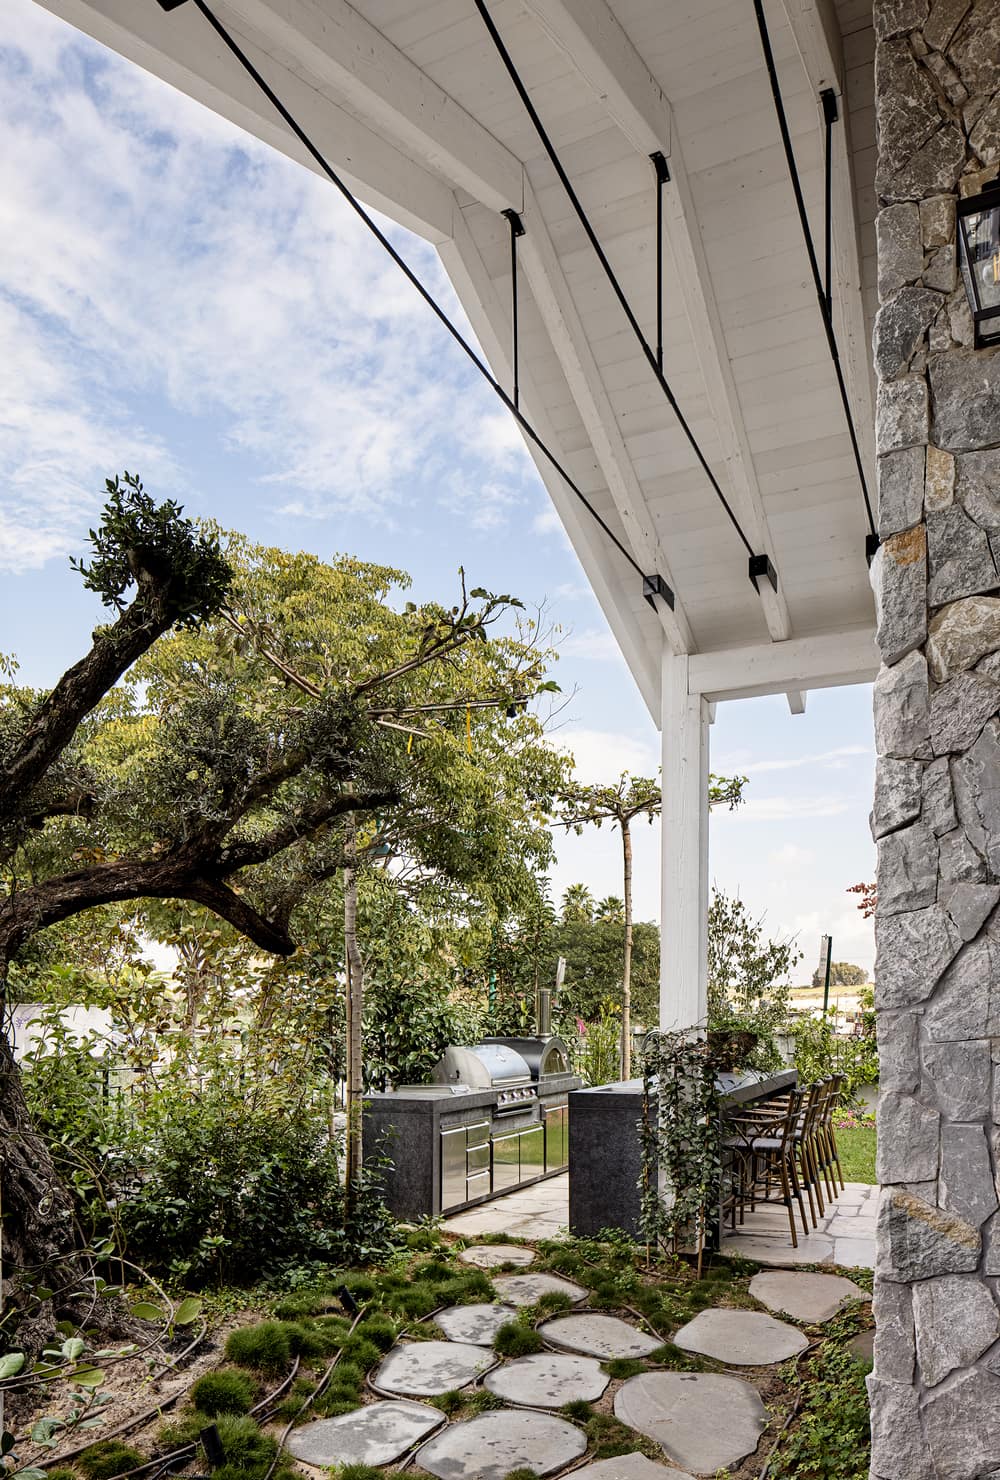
568;1068;797;1237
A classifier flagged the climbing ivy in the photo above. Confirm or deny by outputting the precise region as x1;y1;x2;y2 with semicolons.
638;1031;724;1273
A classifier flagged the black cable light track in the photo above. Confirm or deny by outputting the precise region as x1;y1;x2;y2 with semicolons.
153;0;684;608
472;0;780;593
751;0;879;557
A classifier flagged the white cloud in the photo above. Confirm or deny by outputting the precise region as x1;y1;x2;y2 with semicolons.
559;628;623;662
720;745;872;775
533;505;563;536
723;795;852;822
556;726;659;784
0;4;534;569
768;842;814;869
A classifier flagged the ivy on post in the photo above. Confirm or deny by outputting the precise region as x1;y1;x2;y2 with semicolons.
638;1030;725;1277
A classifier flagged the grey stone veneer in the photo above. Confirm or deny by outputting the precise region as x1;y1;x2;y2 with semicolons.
871;4;1000;1477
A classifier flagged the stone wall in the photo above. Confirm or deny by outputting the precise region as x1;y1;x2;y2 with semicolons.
871;3;1000;1477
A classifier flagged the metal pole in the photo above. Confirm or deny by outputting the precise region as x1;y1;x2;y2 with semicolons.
823;936;833;1016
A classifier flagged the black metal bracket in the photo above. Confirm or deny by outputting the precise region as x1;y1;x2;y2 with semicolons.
650;151;671;185
821;88;840;125
155;0;191;10
642;573;675;610
748;553;778;594
501;208;525;238
866;532;882;565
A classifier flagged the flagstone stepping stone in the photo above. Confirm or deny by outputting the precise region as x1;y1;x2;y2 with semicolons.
614;1372;769;1475
674;1308;807;1366
490;1272;587;1307
285;1399;441;1467
749;1270;870;1323
415;1409;587;1480
848;1329;874;1364
372;1340;492;1397
435;1302;520;1346
572;1454;696;1480
539;1312;660;1359
484;1351;609;1406
459;1243;536;1268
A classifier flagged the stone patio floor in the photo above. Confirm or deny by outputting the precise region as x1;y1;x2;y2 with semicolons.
442;1174;877;1269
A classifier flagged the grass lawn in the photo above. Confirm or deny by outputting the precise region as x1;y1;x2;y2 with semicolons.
836;1124;877;1183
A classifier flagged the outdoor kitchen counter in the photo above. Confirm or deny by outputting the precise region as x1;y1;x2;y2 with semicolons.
363;1072;580;1221
568;1067;797;1238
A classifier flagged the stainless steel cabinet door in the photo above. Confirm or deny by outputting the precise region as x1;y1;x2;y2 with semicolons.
492;1131;520;1191
441;1125;468;1210
518;1124;544;1181
544;1104;568;1171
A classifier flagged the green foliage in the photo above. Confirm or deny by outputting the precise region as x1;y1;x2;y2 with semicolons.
70;472;231;626
353;1315;397;1352
75;1443;144;1480
603;1358;646;1379
189;1371;256;1417
559;1400;594;1422
429;1391;464;1416
707;889;800;1072
789;1010;878;1108
811;960;868;989
209;1415;279;1480
768;1343;870;1480
835;1125;877;1185
640;1032;724;1260
224;1323;292;1375
337;1468;384;1480
503;1471;540;1480
578;1009;622;1087
493;1322;543;1357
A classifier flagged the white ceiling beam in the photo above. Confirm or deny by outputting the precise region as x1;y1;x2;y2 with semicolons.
222;0;523;213
777;0;876;486
440;200;661;717
516;181;694;655
786;690;807;714
687;628;877;702
33;0;456;242
520;0;793;645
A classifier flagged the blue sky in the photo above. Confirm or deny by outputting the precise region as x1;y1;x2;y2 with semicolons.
0;0;876;976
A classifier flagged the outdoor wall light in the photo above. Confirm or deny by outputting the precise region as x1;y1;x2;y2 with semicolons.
959;179;1000;348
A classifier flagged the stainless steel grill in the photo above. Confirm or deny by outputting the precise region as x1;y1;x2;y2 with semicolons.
431;1043;537;1112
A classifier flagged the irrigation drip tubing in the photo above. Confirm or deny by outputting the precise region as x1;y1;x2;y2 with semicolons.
751;0;877;538
472;0;758;562
163;0;649;587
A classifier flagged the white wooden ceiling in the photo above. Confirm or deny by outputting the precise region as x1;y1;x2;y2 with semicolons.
34;0;879;717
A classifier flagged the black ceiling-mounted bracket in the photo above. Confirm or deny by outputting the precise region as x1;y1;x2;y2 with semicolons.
748;553;779;594
820;88;840;125
155;0;191;10
501;208;525;237
650;151;671;185
866;532;882;565
642;573;675;611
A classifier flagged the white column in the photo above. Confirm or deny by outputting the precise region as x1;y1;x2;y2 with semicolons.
660;652;710;1032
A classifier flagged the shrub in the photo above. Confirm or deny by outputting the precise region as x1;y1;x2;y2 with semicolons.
190;1370;255;1416
76;1443;145;1480
225;1322;292;1374
493;1322;543;1357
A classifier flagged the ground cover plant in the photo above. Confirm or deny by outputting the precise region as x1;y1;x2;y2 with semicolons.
2;1225;873;1480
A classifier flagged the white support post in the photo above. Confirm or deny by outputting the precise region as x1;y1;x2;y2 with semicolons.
660;654;710;1034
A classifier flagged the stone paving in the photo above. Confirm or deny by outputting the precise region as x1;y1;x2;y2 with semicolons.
289;1248;873;1476
442;1173;879;1268
719;1180;877;1268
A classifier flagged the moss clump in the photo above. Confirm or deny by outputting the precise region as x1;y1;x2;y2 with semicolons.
355;1314;397;1352
432;1389;468;1416
504;1470;540;1480
586;1413;657;1461
603;1358;647;1380
534;1291;573;1315
46;1469;79;1480
338;1333;382;1370
493;1322;543;1357
211;1414;278;1479
157;1410;213;1451
225;1321;292;1374
76;1443;145;1480
559;1399;593;1422
337;1467;384;1480
465;1389;505;1413
190;1369;256;1416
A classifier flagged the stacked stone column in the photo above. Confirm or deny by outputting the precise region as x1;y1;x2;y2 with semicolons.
870;2;1000;1477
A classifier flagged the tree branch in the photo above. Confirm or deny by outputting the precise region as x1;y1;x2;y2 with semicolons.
215;789;399;872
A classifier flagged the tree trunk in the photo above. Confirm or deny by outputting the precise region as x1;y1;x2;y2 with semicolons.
342;823;364;1208
621;820;633;1080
